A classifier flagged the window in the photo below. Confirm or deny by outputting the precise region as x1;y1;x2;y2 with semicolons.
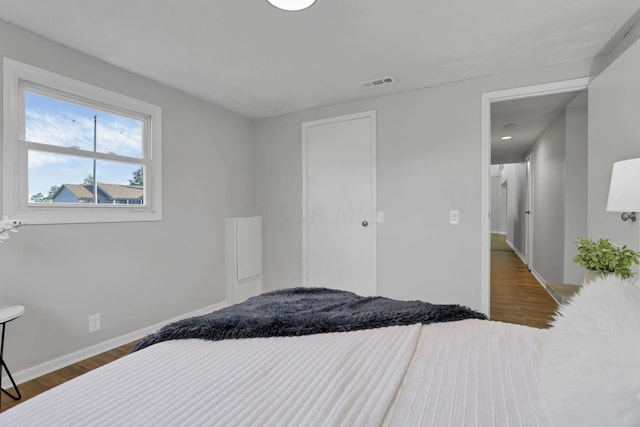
3;58;162;223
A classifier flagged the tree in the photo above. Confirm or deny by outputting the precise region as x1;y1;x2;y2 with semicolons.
47;185;60;200
129;167;143;186
30;192;45;203
82;174;95;185
30;185;61;203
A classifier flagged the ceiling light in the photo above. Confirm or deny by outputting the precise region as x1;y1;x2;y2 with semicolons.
501;136;513;140
266;0;317;11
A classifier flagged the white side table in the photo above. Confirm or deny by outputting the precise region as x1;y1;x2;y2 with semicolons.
0;305;24;407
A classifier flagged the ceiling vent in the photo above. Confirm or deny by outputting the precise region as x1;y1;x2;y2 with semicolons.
360;76;397;88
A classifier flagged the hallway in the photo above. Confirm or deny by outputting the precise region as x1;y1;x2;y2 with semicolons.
490;235;559;329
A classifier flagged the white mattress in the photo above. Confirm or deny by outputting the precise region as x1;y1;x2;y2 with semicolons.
1;320;553;426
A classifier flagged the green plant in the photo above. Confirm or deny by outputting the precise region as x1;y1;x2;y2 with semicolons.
573;237;640;279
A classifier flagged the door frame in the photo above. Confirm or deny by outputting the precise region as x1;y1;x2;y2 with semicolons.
525;153;533;267
301;110;377;294
480;78;590;316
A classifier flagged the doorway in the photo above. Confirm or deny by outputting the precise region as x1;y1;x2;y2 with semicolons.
481;78;590;316
302;111;377;296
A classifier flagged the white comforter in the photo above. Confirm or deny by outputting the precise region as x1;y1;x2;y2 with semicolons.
383;320;553;426
0;320;552;426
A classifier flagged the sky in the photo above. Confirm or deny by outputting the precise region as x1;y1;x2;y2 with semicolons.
25;91;144;201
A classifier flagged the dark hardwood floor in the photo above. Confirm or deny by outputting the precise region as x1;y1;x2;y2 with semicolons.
2;241;558;413
1;340;138;413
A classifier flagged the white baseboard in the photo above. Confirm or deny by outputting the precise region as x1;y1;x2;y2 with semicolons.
3;300;229;388
529;268;546;287
507;243;546;286
507;240;527;265
496;241;552;308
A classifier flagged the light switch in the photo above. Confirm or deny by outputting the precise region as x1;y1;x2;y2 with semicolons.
376;211;385;223
449;210;460;225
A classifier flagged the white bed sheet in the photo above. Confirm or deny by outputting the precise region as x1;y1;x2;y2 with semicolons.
383;319;554;426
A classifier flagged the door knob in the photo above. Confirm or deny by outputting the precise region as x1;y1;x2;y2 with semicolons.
361;221;368;227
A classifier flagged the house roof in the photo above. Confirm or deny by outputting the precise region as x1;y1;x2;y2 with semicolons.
0;1;638;118
98;184;144;200
60;184;94;200
56;184;143;201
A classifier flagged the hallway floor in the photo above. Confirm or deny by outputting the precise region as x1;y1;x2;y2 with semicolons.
490;235;559;329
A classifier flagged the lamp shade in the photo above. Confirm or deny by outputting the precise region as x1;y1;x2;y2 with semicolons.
606;158;640;212
266;0;316;11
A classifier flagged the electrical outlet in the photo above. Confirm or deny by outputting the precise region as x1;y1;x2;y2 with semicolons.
449;210;460;225
89;313;101;333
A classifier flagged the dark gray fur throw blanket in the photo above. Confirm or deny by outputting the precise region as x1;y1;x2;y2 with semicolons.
134;287;486;352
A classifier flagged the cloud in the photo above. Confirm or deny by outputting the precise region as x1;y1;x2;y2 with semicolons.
96;117;143;158
28;151;68;168
25;109;143;160
26;109;92;151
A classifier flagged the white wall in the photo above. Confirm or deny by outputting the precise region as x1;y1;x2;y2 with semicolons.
563;105;588;283
530;112;567;283
253;59;599;309
589;38;640;258
0;21;254;373
490;174;506;233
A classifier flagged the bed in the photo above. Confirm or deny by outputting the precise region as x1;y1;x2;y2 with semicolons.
2;281;639;426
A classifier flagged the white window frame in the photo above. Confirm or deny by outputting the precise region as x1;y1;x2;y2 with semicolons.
3;58;162;224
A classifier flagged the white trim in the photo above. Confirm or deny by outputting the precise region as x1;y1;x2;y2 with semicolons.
525;153;534;267
513;243;550;297
510;240;527;264
2;300;229;388
529;267;546;288
2;57;162;224
301;110;377;295
480;77;591;317
509;238;549;294
510;239;546;289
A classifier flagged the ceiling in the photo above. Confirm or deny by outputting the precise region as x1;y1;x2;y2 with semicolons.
491;90;586;164
0;1;638;119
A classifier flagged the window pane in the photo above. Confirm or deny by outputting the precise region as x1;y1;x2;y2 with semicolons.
95;160;145;205
28;150;144;205
25;91;144;159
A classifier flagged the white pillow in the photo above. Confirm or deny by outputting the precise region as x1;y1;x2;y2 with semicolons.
539;276;640;426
